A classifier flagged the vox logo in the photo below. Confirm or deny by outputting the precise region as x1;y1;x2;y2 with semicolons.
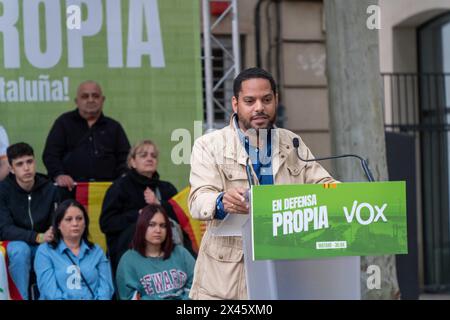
343;201;387;225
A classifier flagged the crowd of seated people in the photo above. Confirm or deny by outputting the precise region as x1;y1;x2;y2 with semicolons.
0;81;195;300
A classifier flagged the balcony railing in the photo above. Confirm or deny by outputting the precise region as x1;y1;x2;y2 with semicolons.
382;73;450;134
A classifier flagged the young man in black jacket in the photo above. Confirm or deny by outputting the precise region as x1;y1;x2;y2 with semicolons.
0;143;60;299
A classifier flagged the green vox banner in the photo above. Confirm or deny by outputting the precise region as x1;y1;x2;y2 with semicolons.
0;0;202;190
251;181;407;260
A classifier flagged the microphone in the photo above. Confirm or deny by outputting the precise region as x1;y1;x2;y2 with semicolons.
245;158;255;186
292;138;375;182
244;136;255;186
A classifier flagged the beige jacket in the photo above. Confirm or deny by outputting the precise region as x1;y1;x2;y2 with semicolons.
188;118;335;300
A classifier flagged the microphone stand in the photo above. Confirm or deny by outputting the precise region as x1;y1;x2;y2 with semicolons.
292;138;375;182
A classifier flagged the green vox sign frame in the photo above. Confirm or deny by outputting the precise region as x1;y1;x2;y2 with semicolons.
251;181;407;260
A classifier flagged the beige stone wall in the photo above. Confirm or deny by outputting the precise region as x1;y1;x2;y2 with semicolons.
280;1;331;172
379;0;450;72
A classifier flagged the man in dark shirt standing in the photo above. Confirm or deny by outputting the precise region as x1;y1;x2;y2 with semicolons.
43;81;131;191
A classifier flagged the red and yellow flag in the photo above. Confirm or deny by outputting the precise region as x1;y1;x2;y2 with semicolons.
75;183;206;255
75;182;112;252
169;187;206;253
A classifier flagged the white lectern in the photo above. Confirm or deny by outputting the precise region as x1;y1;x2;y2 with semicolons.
242;219;361;300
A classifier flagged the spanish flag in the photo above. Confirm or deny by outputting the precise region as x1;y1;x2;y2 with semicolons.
168;187;206;253
0;241;22;300
75;183;206;254
75;182;112;252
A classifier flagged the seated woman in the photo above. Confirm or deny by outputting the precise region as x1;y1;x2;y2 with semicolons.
34;199;114;300
116;204;195;300
100;140;194;275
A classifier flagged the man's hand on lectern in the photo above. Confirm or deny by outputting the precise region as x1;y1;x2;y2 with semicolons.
223;187;249;214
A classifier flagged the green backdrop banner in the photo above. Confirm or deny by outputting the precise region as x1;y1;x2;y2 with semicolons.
251;181;408;260
0;0;202;189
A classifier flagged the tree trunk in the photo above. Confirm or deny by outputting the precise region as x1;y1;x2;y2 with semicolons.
324;0;400;299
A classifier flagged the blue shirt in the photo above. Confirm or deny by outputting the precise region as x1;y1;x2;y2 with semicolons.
215;115;274;219
34;240;114;300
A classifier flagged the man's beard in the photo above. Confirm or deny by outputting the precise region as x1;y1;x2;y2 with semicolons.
239;112;276;132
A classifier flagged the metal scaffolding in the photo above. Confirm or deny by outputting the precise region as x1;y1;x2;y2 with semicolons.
202;0;241;131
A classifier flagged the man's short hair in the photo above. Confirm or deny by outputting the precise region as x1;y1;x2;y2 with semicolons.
233;67;277;98
7;142;34;166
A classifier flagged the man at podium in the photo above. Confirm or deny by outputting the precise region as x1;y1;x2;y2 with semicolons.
188;67;337;300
